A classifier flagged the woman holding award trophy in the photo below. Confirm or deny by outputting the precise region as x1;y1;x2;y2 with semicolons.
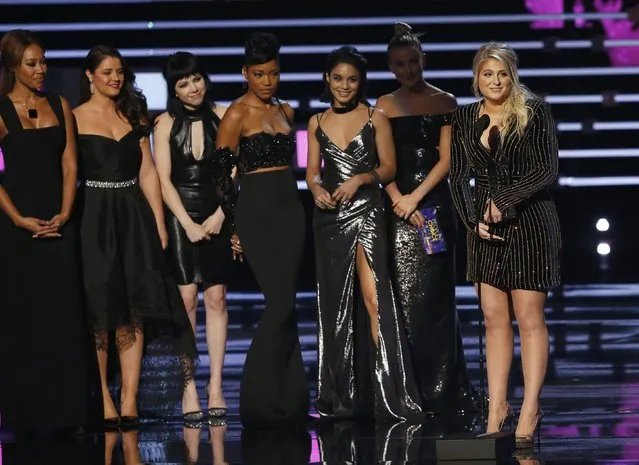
448;42;561;448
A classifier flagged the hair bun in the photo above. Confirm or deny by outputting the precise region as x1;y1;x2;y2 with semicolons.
394;22;413;37
393;22;425;40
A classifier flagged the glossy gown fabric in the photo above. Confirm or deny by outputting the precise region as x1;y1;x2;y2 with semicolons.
0;94;92;433
165;107;231;286
220;130;308;426
388;114;477;412
76;129;197;371
313;109;422;421
449;99;561;291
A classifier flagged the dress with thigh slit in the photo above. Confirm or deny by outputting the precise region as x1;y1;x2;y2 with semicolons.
312;107;422;421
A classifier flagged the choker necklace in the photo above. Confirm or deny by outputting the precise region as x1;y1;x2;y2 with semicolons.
332;99;359;114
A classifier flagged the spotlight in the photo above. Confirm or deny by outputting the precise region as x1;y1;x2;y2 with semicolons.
597;242;611;255
596;218;610;232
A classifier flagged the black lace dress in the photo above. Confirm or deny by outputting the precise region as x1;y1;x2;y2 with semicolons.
76;127;197;380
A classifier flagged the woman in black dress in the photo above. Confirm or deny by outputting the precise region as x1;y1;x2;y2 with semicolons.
73;45;197;426
0;29;91;435
448;42;561;447
214;32;309;426
306;46;421;421
376;23;479;415
154;52;231;421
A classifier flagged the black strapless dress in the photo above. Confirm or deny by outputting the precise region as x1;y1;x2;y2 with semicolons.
388;114;478;414
76;129;197;373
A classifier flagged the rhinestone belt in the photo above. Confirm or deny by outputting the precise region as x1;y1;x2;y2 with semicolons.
85;178;138;188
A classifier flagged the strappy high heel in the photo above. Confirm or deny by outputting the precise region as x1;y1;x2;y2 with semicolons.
515;409;543;449
205;381;227;419
486;402;516;433
183;410;205;428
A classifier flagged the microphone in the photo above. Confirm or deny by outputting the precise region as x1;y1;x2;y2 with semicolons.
488;125;500;157
475;114;490;138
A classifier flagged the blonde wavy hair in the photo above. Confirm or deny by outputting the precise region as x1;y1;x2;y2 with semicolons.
472;42;535;138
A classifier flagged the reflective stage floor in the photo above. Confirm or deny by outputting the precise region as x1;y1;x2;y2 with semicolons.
1;284;638;464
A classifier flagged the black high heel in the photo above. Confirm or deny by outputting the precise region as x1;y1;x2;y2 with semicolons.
102;417;120;431
119;415;140;430
118;388;140;430
515;409;543;449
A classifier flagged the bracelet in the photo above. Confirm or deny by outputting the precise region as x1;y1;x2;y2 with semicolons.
367;170;381;184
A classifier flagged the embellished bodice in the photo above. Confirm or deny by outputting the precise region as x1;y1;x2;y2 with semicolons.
169;109;221;216
236;131;295;176
389;113;451;196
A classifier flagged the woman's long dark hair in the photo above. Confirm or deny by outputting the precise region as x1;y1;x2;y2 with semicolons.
162;51;215;118
319;45;369;105
0;29;45;96
80;45;149;131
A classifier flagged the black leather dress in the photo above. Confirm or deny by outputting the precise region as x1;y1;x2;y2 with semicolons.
165;106;232;287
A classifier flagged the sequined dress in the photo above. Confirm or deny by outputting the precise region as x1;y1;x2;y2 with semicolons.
449;99;561;290
312;108;422;421
388;114;478;413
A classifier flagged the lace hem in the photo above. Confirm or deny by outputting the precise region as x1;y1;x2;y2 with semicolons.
94;321;143;353
86;269;198;385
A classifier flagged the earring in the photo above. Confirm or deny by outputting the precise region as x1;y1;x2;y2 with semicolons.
242;79;247;89
89;81;95;95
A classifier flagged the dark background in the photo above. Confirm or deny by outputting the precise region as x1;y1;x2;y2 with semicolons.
0;0;637;291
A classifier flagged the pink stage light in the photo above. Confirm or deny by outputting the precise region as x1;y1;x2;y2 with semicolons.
525;0;566;28
296;129;308;169
594;0;639;66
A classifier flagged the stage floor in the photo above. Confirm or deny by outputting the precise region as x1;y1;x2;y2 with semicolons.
1;284;638;464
